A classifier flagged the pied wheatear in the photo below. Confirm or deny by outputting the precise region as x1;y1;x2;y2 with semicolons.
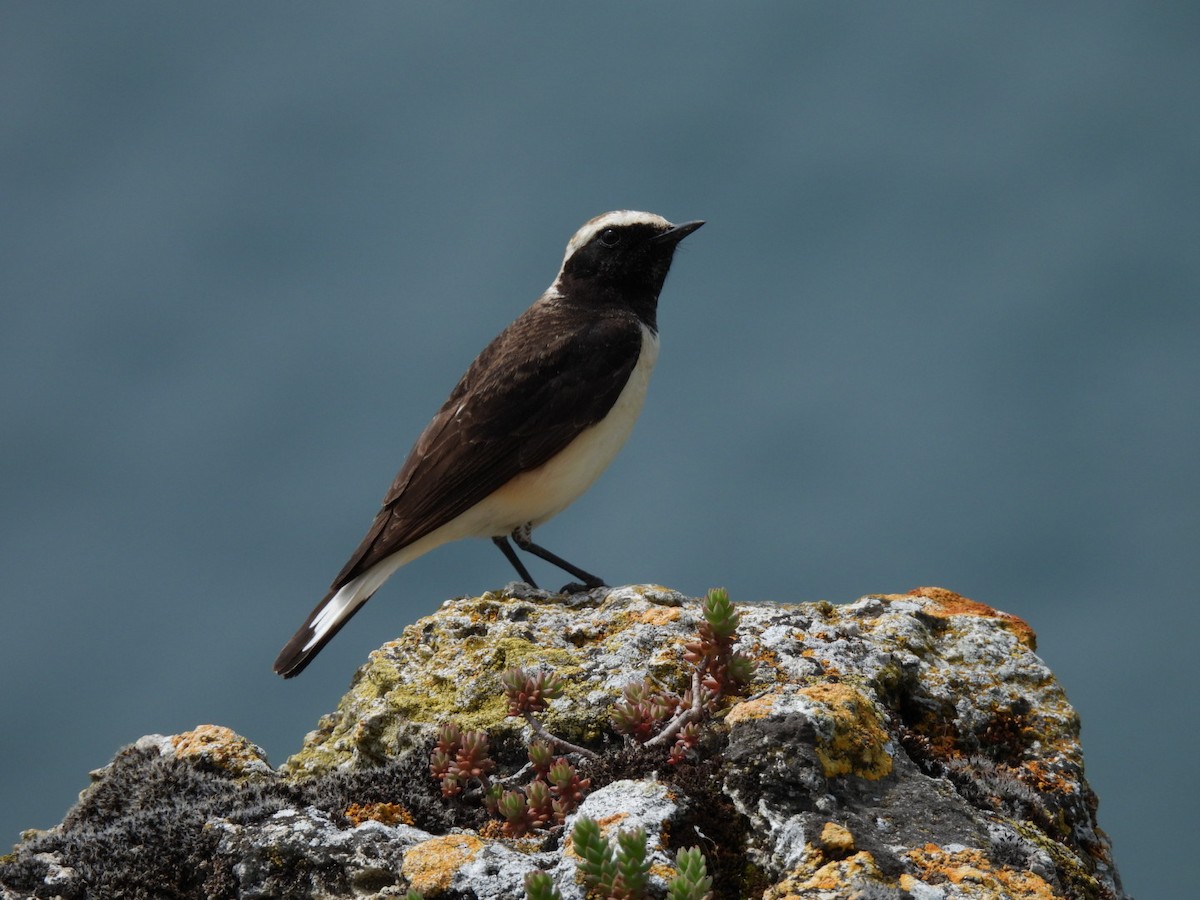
274;211;703;677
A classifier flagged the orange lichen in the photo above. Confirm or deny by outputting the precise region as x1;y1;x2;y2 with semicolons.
905;586;1038;649
751;645;781;670
764;851;887;898
625;606;684;627
725;693;778;724
818;821;856;857
344;802;413;827
170;725;266;774
400;834;485;895
905;844;1058;899
1023;758;1079;795
595;812;633;830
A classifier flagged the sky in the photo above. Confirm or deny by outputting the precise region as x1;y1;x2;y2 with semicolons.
2;5;1198;897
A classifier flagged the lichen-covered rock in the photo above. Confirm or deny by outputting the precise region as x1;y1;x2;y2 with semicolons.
212;807;433;898
552;779;684;900
168;724;274;778
281;585;693;778
0;586;1125;899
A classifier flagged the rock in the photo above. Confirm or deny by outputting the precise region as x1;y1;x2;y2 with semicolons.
0;586;1126;899
552;779;683;900
213;807;432;898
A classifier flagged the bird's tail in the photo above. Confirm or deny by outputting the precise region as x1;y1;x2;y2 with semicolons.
273;568;389;678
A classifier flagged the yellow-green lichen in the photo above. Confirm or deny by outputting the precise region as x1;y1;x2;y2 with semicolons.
798;683;894;780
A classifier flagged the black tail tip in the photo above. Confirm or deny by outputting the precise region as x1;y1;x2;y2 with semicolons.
274;586;373;679
273;636;316;678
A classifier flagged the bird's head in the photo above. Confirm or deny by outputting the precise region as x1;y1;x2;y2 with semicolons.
553;211;704;320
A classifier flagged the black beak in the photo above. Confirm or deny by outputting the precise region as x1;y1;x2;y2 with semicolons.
652;219;705;246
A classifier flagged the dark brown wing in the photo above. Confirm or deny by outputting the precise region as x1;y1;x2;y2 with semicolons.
326;303;645;590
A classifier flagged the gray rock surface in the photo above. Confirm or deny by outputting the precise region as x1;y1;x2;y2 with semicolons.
0;586;1125;898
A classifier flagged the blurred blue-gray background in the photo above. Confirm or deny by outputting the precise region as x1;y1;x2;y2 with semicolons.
3;5;1196;896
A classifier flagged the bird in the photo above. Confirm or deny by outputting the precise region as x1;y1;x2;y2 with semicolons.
273;210;704;677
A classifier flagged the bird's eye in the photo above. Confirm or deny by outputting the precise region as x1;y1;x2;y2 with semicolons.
599;228;620;247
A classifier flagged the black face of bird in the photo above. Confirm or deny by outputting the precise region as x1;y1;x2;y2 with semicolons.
556;216;704;321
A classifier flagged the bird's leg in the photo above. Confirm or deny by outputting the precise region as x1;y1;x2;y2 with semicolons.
510;525;606;593
493;536;539;588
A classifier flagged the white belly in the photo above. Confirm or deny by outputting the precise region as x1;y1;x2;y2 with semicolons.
466;323;659;534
